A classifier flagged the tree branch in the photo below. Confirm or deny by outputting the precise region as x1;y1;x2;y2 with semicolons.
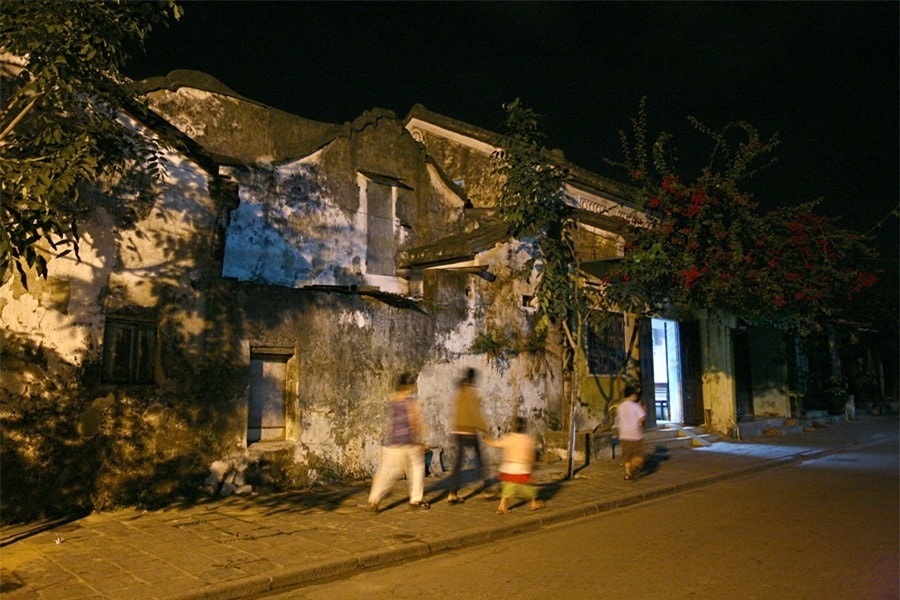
0;93;41;144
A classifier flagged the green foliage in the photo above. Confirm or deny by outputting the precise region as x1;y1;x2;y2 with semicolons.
0;0;181;286
493;99;578;326
470;323;547;361
604;98;881;333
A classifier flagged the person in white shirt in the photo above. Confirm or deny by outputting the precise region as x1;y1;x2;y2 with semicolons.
614;384;646;481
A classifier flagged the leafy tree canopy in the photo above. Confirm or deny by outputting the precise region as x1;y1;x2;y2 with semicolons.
604;98;881;333
493;99;577;328
0;0;181;286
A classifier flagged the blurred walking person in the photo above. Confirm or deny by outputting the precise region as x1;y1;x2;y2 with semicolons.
447;367;487;504
368;372;431;512
483;416;544;513
615;384;646;481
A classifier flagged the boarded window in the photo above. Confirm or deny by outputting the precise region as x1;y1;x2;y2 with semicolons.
586;313;626;375
366;181;394;275
248;351;289;442
102;318;157;384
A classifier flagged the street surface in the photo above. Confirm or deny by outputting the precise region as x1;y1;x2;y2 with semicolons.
260;438;899;600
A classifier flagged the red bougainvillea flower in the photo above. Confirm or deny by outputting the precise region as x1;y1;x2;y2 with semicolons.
662;175;679;192
679;266;701;289
773;294;787;307
649;197;661;208
850;272;879;293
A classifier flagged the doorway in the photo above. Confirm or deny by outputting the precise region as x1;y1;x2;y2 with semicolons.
651;319;683;423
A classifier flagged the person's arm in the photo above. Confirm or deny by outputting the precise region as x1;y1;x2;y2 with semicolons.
408;399;426;446
482;434;507;448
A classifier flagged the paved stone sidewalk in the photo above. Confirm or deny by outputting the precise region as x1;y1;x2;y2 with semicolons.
1;416;896;600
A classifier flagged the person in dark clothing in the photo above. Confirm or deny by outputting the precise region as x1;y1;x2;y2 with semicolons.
447;367;487;504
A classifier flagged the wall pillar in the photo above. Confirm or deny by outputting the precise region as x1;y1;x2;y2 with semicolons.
698;311;738;437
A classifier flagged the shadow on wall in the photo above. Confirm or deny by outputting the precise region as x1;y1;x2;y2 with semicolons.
0;332;246;524
0;155;253;524
222;165;368;288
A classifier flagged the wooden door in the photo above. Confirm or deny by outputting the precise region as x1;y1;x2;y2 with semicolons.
680;321;705;425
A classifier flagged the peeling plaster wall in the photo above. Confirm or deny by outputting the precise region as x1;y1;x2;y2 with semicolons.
408;127;500;209
417;239;565;455
219;109;464;291
1;143;219;396
222;155;366;288
0;133;240;518
232;283;438;477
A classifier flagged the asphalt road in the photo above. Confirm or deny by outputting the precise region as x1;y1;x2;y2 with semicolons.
257;437;899;600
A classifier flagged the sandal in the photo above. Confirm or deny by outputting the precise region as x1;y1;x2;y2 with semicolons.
409;500;431;510
496;507;510;514
447;496;465;505
530;500;545;511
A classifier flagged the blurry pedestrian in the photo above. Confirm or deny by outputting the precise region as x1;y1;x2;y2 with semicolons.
614;384;646;481
483;416;544;514
368;372;431;512
447;367;487;504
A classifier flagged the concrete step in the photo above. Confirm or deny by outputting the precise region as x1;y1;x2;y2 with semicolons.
644;425;720;450
736;414;846;439
545;425;721;463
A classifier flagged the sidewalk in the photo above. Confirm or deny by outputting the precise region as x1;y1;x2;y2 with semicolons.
2;416;896;600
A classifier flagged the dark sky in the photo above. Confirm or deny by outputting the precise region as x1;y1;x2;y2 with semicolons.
124;1;898;254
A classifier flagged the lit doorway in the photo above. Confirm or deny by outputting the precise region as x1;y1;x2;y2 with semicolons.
651;319;683;423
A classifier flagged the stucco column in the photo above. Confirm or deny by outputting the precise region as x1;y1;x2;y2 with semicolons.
698;310;738;437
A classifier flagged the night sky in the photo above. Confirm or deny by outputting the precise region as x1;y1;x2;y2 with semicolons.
124;1;898;257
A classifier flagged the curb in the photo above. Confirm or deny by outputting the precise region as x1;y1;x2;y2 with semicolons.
171;437;884;600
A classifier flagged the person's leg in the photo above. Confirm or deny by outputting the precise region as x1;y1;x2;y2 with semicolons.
497;480;513;514
405;445;428;507
368;446;401;508
524;483;544;509
632;439;646;474
621;441;638;479
468;434;483;483
448;434;467;501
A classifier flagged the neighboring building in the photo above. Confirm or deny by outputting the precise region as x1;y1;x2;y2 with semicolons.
3;70;885;519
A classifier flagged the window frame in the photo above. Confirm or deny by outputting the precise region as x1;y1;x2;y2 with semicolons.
586;312;626;376
101;316;158;385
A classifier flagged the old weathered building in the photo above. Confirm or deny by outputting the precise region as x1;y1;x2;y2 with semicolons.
6;69;883;522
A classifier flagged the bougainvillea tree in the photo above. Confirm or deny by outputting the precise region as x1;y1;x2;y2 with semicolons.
603;99;880;336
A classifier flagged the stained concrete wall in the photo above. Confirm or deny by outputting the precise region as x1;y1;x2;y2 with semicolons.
0;130;238;519
1;79;648;518
748;328;791;417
